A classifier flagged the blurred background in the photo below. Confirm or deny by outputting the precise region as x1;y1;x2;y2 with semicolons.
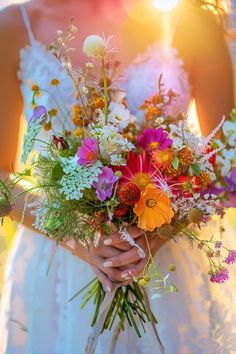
1;0;236;296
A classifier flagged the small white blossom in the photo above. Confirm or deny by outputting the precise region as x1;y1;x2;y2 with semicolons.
59;157;102;200
223;120;236;147
110;154;126;166
83;35;106;57
108;102;135;130
82;86;89;95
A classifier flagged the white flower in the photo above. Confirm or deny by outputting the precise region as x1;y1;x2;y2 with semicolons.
83;35;106;57
90;124;134;162
110;154;126;166
216;156;231;176
59;157;102;200
108;102;135;131
82;86;89;95
223;121;236;146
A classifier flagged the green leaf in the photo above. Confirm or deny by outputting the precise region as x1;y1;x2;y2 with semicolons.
191;163;201;176
172;156;179;170
51;163;64;181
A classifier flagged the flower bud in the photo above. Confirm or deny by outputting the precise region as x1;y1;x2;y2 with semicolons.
168;264;176;272
187;208;204;224
83;35;106;57
0;196;13;217
115;171;122;179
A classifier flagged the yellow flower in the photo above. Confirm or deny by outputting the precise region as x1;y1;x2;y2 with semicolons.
134;184;174;232
73;128;84;137
51;78;60;86
49;108;58;117
31;84;40;92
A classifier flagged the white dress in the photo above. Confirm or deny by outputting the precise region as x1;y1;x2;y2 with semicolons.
1;5;236;354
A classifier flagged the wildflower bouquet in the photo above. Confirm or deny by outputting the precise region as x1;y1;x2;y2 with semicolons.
1;25;236;352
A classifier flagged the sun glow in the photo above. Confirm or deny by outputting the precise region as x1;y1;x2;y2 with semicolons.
152;0;181;12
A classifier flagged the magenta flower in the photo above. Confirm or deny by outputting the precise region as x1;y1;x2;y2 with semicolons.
210;267;229;283
138;127;172;151
29;105;47;125
93;166;118;202
77;138;98;165
225;250;236;265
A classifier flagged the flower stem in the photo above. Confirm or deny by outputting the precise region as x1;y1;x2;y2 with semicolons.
101;57;109;125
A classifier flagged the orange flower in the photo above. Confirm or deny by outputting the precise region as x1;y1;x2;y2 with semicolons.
152;149;173;169
134;184;174;232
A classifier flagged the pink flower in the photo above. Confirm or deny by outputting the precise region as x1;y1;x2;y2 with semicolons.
138;127;172;151
93;166;118;202
225;250;236;265
210;268;229;283
77;138;98;165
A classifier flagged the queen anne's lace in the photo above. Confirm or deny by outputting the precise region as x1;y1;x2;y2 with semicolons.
21;118;43;164
59;157;102;200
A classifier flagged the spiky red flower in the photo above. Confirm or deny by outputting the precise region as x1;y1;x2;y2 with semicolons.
113;203;130;218
118;182;141;205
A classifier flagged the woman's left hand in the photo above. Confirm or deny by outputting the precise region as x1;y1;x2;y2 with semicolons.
102;226;166;283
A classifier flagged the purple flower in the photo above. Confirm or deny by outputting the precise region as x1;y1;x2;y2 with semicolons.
77;138;98;165
93;166;118;202
225;250;236;265
215;241;223;250
29;105;47;124
224;168;236;207
210;267;229;283
138;127;172;151
205;183;225;197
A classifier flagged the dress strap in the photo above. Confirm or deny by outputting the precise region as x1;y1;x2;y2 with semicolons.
19;4;35;45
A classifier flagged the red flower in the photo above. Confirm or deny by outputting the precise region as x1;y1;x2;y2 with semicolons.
52;135;69;151
114;203;130;218
118;182;141;205
117;151;160;191
175;175;202;197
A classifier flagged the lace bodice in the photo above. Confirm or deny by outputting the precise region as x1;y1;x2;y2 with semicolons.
18;9;191;128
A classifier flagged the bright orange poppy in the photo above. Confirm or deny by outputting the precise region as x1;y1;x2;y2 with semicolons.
134;184;174;232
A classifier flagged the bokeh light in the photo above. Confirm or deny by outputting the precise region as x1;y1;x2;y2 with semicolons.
152;0;181;12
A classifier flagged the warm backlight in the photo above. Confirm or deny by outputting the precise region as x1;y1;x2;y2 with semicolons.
152;0;180;12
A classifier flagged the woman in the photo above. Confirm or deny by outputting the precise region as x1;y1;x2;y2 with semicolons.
0;0;235;353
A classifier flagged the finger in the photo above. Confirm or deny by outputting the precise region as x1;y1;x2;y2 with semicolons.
103;246;145;269
103;226;144;246
92;265;114;292
120;258;148;280
92;256;125;283
112;242;131;251
89;243;122;258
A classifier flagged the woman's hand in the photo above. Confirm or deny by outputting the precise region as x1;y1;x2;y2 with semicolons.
102;226;166;282
64;238;134;292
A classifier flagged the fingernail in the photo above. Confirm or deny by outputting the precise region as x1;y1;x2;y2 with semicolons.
104;238;112;245
105;286;112;292
103;261;113;267
121;272;130;280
